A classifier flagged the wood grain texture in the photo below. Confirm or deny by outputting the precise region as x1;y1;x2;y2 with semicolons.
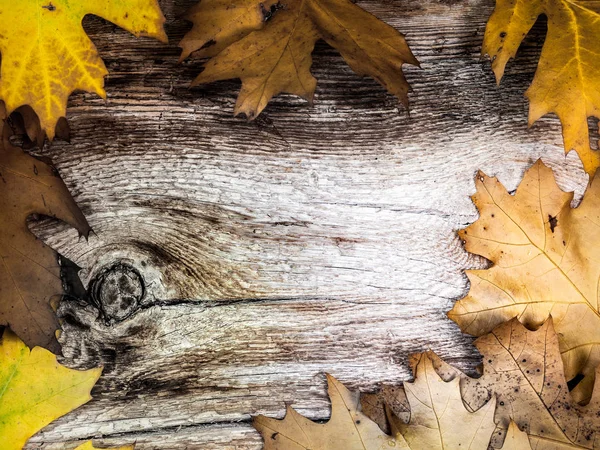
20;0;592;447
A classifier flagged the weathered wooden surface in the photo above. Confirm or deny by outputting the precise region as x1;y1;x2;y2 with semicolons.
23;0;591;447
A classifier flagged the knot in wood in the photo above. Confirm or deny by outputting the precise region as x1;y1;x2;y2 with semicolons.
90;263;144;323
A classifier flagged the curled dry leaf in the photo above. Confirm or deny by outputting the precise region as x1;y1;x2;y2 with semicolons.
0;101;46;149
448;160;600;403
0;126;91;352
179;0;419;119
0;329;102;450
0;0;167;139
254;374;396;449
482;0;600;175
253;353;496;449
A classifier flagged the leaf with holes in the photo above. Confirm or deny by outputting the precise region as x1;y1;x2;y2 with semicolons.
179;0;419;119
0;126;91;352
0;329;102;449
0;0;167;139
363;320;600;449
253;352;496;449
482;0;600;175
447;159;600;403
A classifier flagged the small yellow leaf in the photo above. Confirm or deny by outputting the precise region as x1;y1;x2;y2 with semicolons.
482;0;600;175
0;329;102;450
74;440;134;450
0;0;167;139
180;0;418;119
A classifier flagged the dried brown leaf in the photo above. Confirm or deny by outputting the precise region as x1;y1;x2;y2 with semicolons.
0;126;90;352
179;0;419;119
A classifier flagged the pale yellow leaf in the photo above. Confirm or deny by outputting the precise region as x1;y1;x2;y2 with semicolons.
179;0;418;119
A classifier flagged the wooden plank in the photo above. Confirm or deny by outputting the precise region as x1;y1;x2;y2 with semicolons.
24;0;590;447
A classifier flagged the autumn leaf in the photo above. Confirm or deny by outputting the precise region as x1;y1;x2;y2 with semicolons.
500;422;532;450
0;126;91;352
363;320;600;449
179;0;419;119
388;352;496;450
0;329;102;450
448;159;600;403
482;0;600;175
254;374;396;449
0;0;168;139
74;441;134;450
460;318;600;449
253;353;496;449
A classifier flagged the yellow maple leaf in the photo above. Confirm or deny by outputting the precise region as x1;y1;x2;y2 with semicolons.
253;353;496;449
482;0;600;175
0;329;102;450
448;160;600;403
74;441;134;450
500;422;532;450
179;0;419;119
0;0;167;139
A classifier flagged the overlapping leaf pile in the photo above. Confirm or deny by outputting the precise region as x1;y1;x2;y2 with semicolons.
3;0;600;448
253;320;600;449
0;0;167;138
254;352;497;450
